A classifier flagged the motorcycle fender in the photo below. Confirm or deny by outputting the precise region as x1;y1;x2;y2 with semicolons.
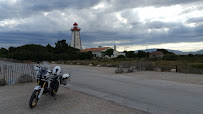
34;85;41;90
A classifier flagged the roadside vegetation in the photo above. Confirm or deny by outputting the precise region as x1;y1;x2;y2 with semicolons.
0;40;92;61
60;49;203;74
0;40;202;74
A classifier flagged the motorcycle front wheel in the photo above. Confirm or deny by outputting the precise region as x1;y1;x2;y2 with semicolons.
51;80;59;96
29;90;40;108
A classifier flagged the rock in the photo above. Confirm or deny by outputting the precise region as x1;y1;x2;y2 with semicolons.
115;69;123;73
89;64;93;66
97;65;102;67
18;74;33;83
153;67;161;72
130;66;136;69
106;64;112;67
119;65;123;68
51;61;56;64
123;68;133;73
170;69;176;72
130;66;136;71
77;63;81;65
129;69;134;72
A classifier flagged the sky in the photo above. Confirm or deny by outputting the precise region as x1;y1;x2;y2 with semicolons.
0;0;203;52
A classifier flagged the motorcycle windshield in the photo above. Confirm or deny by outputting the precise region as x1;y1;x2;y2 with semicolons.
40;61;50;70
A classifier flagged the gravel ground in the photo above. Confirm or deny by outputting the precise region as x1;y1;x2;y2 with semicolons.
58;64;203;85
0;83;144;114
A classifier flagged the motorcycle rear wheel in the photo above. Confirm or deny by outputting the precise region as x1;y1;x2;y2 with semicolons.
29;90;40;108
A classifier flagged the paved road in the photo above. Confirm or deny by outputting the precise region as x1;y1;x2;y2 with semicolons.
62;66;203;114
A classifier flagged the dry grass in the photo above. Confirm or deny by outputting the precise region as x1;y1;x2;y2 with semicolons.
60;59;203;74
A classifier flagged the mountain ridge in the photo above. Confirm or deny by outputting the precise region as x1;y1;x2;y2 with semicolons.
134;49;203;55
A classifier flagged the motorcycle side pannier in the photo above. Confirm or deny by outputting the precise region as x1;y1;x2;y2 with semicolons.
60;74;70;85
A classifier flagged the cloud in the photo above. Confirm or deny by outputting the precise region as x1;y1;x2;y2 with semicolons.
117;42;203;52
0;0;203;52
0;0;101;21
108;0;203;10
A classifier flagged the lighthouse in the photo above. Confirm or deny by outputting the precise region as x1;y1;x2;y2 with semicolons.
70;22;82;50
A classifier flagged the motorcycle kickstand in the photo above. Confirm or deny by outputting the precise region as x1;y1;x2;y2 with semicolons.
53;95;57;100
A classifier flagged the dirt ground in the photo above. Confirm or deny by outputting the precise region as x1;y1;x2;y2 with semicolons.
0;83;144;114
58;64;203;85
126;71;203;85
1;61;202;114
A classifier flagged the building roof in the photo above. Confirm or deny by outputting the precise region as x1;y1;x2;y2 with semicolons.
150;51;164;54
71;22;81;31
71;27;81;31
73;22;78;26
81;47;110;52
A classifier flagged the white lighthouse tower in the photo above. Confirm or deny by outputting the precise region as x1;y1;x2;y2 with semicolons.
70;22;82;50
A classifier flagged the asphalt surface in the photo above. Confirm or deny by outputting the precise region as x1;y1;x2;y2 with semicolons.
61;65;203;114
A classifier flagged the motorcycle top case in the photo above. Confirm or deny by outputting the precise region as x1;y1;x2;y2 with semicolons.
60;73;70;85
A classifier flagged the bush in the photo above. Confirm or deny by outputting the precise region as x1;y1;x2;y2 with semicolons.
18;74;33;83
0;79;6;86
104;49;114;57
191;64;203;69
117;55;125;59
0;40;93;61
162;54;179;61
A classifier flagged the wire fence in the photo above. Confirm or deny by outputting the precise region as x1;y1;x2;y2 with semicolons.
0;63;36;85
118;59;147;71
118;59;203;74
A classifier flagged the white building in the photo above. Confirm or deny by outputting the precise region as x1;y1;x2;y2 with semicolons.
81;45;126;58
70;22;82;50
111;45;126;58
81;46;111;58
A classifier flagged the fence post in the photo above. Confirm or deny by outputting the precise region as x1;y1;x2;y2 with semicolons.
6;65;7;84
140;59;142;71
176;65;178;72
31;64;36;82
15;64;17;83
118;61;119;69
3;65;5;84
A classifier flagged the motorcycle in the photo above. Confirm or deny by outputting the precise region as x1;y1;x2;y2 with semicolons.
29;61;70;108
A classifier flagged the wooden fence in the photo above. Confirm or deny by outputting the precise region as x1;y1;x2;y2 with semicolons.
0;63;36;85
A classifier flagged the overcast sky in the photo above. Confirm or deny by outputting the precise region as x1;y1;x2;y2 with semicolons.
0;0;203;52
